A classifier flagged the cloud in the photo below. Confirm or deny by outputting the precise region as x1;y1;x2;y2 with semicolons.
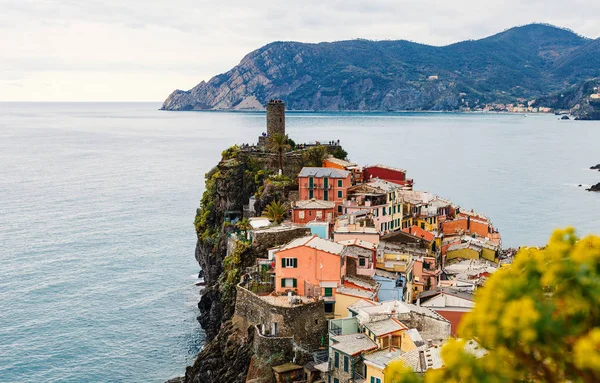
1;0;599;101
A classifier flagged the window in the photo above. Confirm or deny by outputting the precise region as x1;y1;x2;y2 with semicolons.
337;190;342;198
324;177;329;189
324;287;333;297
337;179;342;187
323;190;328;201
334;352;339;368
309;177;314;188
334;379;339;383
316;210;323;219
343;355;349;372
298;211;305;219
309;190;314;199
325;302;335;313
282;258;297;268
371;377;382;383
359;258;366;267
281;278;297;287
337;205;342;213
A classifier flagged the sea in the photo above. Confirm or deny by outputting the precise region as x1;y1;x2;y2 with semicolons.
0;102;599;383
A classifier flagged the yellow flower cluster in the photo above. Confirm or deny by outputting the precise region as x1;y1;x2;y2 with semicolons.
388;228;600;383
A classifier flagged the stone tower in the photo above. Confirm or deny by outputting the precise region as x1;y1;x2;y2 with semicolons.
266;99;285;137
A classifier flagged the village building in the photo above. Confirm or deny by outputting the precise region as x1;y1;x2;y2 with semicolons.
333;212;380;244
417;287;475;335
363;164;413;188
337;238;378;278
274;236;346;315
291;198;335;224
322;155;364;184
298;167;352;215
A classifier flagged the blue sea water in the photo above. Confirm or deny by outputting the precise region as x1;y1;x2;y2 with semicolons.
0;103;599;383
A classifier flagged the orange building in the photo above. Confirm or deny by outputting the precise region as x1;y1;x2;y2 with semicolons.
441;217;491;238
291;199;336;224
297;167;352;215
274;236;346;304
322;156;363;184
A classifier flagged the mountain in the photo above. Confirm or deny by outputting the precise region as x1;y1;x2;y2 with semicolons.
161;24;600;111
534;78;600;120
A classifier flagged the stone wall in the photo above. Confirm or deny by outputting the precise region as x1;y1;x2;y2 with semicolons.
253;326;294;361
235;285;328;351
252;226;311;256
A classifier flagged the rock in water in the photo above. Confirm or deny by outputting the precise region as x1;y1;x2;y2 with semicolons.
586;182;600;192
591;164;600;171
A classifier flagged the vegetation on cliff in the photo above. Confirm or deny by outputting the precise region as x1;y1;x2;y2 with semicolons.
162;24;600;112
534;78;600;120
387;228;600;383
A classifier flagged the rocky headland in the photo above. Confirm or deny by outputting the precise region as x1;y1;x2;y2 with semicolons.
176;143;342;383
161;24;600;113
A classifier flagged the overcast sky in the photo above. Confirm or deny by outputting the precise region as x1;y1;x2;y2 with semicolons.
2;0;599;102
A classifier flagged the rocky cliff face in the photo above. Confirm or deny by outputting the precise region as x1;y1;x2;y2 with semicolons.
534;78;600;120
161;24;600;112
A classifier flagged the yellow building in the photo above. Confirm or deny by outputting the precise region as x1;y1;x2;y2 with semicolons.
363;348;404;383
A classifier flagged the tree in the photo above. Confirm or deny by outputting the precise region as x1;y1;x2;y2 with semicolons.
262;200;287;224
236;218;252;240
387;228;600;383
266;133;291;172
332;146;348;160
302;146;329;167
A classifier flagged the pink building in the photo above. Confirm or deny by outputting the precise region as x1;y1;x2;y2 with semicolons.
297;167;352;215
274;236;346;310
337;238;377;278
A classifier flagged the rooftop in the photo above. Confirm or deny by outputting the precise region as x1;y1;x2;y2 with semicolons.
279;235;345;255
293;199;336;209
337;238;378;251
298;167;350;179
366;164;407;174
348;298;378;312
324;156;358;168
336;286;378;299
331;333;378;356
363;348;405;369
364;318;407;337
257;294;317;307
272;363;303;374
402;226;435;242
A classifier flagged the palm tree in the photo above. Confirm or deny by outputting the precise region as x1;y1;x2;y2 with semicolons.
263;200;287;224
236;218;252;240
266;133;291;173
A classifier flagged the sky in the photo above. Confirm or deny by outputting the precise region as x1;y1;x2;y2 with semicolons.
2;0;599;102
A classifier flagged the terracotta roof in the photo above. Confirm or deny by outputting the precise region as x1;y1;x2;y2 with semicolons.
402;226;435;242
324;156;358;168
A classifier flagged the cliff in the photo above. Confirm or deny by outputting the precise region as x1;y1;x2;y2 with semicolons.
181;145;340;383
161;24;600;112
534;78;600;120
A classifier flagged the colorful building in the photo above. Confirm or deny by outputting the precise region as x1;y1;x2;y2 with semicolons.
298;167;352;215
363;164;413;188
274;235;346;313
291;199;335;224
322;155;363;184
337;238;377;278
